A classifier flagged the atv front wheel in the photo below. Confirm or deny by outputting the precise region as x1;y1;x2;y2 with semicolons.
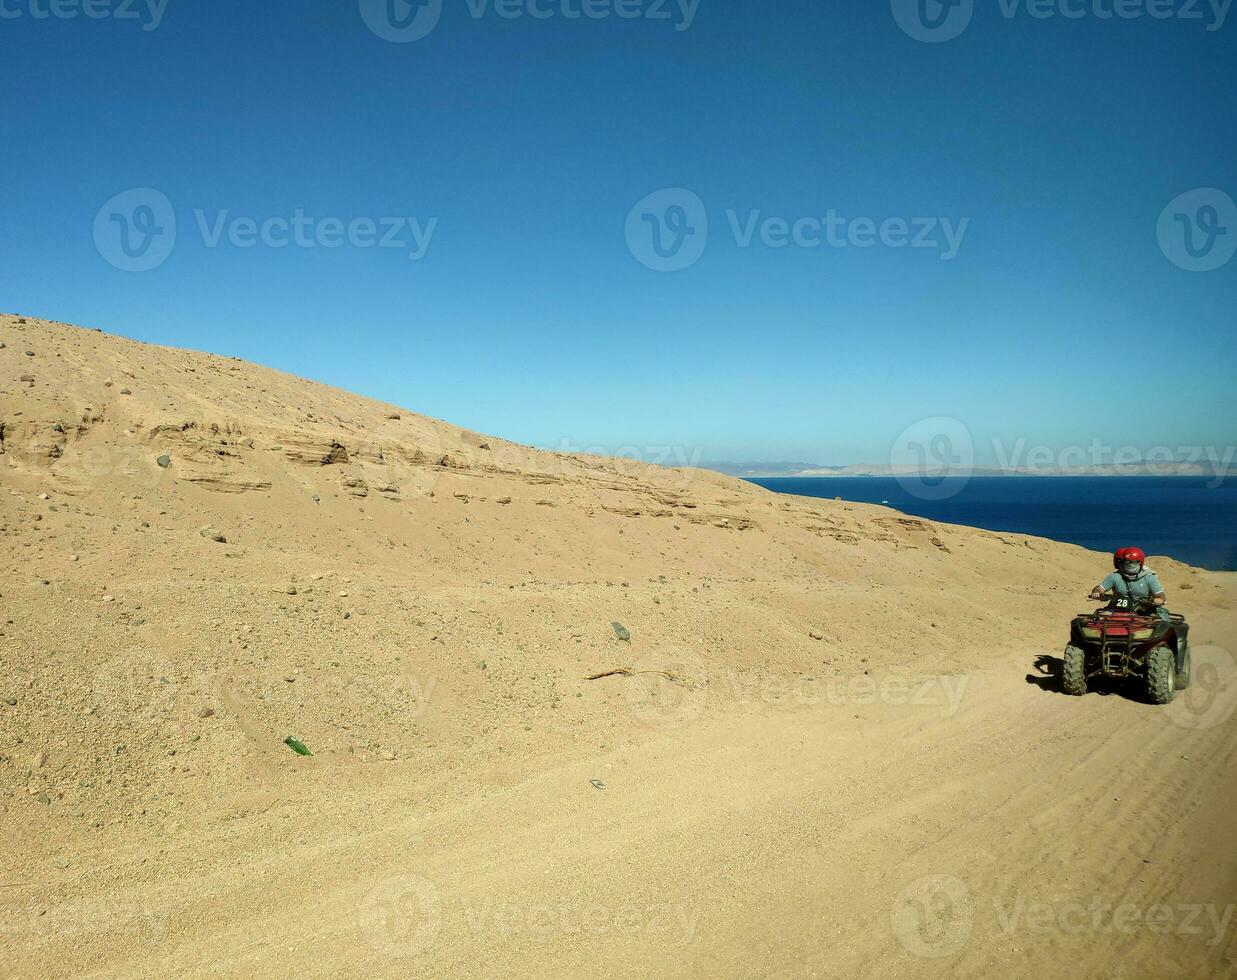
1147;645;1176;705
1062;645;1087;696
1175;644;1191;691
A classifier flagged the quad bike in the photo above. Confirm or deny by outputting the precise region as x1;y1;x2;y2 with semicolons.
1063;595;1190;704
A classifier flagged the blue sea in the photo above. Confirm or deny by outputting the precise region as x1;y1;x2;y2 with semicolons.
747;476;1237;572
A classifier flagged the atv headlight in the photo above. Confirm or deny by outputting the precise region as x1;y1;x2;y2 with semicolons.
1131;628;1154;640
1081;627;1101;639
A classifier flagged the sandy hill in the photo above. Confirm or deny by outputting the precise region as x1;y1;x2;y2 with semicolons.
2;313;1235;979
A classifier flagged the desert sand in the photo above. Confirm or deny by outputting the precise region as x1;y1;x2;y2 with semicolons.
2;313;1235;978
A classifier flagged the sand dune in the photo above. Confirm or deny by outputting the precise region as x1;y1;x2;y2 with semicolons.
2;313;1235;978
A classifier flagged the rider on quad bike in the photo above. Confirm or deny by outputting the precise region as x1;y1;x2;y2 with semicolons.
1088;546;1170;618
1063;547;1191;703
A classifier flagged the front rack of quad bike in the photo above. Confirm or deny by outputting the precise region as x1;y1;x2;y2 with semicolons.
1073;611;1186;626
1072;607;1184;677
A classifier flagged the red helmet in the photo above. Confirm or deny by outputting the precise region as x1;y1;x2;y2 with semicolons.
1114;547;1146;575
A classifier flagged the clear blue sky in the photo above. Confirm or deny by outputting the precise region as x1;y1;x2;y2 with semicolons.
4;0;1235;464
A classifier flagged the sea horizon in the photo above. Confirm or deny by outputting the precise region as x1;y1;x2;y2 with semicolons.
749;474;1237;573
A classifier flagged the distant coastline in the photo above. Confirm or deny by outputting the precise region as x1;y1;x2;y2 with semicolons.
741;473;1237;571
701;462;1237;480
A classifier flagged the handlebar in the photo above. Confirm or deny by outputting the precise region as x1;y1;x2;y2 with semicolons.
1087;594;1160;612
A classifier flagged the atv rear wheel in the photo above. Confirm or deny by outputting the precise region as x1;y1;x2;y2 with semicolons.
1062;645;1087;696
1147;645;1176;705
1175;644;1191;691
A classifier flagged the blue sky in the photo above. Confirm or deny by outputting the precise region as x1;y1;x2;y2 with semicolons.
3;0;1235;465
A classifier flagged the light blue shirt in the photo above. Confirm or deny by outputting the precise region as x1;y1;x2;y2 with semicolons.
1100;570;1164;598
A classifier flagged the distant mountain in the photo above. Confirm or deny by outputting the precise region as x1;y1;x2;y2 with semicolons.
699;461;1236;479
696;461;847;478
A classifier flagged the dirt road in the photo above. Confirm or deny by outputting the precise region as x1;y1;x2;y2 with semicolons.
10;608;1235;979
